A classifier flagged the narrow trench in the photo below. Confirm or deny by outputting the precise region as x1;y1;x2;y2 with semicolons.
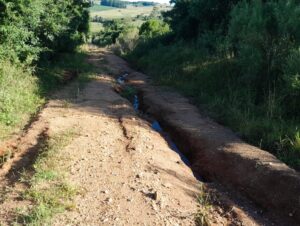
115;75;203;181
137;93;204;182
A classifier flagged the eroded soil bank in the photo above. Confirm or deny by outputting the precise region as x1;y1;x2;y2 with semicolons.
103;48;300;225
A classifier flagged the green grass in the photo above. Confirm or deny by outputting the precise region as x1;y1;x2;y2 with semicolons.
127;41;300;170
89;5;115;12
16;130;78;225
0;61;43;140
37;50;94;94
195;185;212;226
0;47;96;142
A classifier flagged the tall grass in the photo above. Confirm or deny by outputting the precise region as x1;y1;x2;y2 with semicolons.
0;50;93;141
0;61;42;140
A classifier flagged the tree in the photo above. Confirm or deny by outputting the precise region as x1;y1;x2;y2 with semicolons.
0;0;90;65
163;0;240;40
139;19;170;39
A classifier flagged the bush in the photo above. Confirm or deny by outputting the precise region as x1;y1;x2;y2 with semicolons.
139;19;170;39
92;20;125;46
114;26;140;55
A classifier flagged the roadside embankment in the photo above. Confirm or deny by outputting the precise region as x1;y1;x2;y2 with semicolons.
105;52;300;224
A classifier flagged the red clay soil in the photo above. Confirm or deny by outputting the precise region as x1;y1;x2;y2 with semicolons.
104;50;300;224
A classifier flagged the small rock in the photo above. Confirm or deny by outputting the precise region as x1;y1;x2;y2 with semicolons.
136;173;143;179
153;170;159;175
151;201;159;211
130;186;136;191
145;190;159;201
162;183;172;189
289;213;294;217
106;198;113;203
158;199;165;209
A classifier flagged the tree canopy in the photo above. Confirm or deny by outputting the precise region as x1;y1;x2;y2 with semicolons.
0;0;90;65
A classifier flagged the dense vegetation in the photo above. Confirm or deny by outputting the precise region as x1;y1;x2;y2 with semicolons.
101;0;300;169
101;0;127;8
0;0;90;139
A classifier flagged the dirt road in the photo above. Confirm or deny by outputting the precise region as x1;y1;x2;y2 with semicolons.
0;47;280;225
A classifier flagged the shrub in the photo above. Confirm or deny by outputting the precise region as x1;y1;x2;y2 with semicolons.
139;19;170;39
92;20;125;46
114;26;140;55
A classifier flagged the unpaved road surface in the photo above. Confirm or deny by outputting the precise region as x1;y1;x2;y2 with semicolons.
0;47;277;225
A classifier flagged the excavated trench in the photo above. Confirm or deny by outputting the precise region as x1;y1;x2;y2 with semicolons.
138;94;206;181
112;65;300;226
116;73;206;177
116;75;204;182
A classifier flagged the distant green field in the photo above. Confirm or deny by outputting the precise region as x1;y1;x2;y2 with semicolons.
89;5;172;36
89;5;114;12
90;5;170;20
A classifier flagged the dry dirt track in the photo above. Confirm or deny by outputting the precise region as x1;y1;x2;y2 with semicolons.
0;47;286;226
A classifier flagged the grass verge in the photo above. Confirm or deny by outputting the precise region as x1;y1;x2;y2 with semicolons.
15;130;78;225
0;62;43;140
0;48;96;142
